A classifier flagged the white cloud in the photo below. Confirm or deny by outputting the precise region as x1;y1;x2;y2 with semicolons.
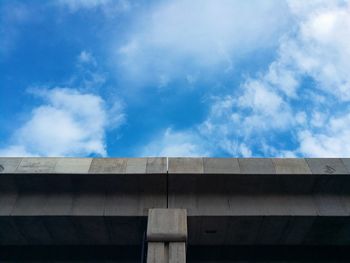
298;112;350;157
0;146;35;157
192;0;350;157
141;128;209;157
78;50;96;65
290;1;350;100
0;88;124;157
68;50;107;91
116;0;292;86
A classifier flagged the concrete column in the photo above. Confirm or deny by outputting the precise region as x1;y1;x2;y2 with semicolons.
147;209;187;263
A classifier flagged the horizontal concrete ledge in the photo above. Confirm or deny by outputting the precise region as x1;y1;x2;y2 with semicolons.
2;245;350;262
1;215;350;246
1;157;350;175
0;158;167;174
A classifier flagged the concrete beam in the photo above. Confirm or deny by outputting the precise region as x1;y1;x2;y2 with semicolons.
147;209;187;242
147;209;187;263
169;242;186;263
1;157;350;249
0;173;167;216
147;242;165;263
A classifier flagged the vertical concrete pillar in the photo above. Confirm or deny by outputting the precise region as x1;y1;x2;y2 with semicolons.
147;209;187;263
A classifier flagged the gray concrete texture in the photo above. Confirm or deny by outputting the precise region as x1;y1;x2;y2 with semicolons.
147;242;165;263
187;216;350;245
169;242;186;263
147;209;187;242
1;215;350;246
0;173;166;216
0;158;167;174
0;216;147;245
147;242;186;263
1;157;350;174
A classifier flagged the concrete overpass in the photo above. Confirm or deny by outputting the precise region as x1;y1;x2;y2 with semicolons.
1;157;350;262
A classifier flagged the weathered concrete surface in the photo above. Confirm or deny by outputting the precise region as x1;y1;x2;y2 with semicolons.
0;173;167;216
126;158;147;174
168;171;350;216
168;158;203;174
89;158;127;173
203;158;240;174
1;157;349;175
147;242;165;263
272;158;311;174
0;158;22;173
238;158;275;174
306;158;348;174
55;158;92;173
147;209;187;263
16;158;57;173
169;242;186;263
146;157;167;174
343;158;350;173
147;209;187;242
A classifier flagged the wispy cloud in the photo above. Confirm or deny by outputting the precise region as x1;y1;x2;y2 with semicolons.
57;0;132;15
141;128;210;157
116;0;292;87
195;0;350;157
298;113;350;157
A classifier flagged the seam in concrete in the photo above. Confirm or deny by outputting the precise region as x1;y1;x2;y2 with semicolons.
340;158;349;174
166;157;169;208
166;161;169;209
167;157;172;173
304;159;312;174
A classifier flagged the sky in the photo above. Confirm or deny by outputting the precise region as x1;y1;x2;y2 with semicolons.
1;0;350;157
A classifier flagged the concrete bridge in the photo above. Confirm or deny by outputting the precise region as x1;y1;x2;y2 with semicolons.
1;157;350;262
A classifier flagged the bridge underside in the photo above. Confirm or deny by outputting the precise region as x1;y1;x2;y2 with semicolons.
1;157;350;262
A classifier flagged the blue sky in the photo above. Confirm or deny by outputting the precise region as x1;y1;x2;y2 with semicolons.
1;0;350;157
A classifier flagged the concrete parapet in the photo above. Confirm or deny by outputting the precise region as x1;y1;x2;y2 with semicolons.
168;158;203;174
55;158;92;173
272;158;311;174
16;158;57;173
89;158;127;173
203;158;240;174
238;158;275;174
1;157;350;175
306;158;348;174
0;158;22;173
343;158;350;173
